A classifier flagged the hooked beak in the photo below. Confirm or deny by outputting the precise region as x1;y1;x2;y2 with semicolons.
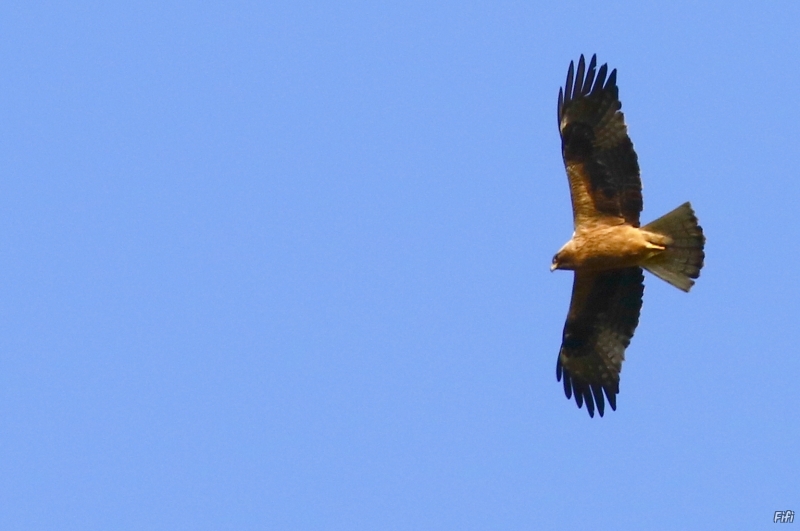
550;262;558;272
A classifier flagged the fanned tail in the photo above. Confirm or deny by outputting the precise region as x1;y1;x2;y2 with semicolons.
642;202;705;292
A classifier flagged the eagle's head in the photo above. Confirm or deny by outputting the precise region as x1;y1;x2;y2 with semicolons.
551;242;578;271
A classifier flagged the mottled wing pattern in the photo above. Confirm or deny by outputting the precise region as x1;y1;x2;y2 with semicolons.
558;54;643;227
556;267;644;417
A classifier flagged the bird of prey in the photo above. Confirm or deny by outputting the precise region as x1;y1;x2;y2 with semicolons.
551;55;705;417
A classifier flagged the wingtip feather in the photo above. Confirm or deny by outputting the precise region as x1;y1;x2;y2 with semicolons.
592;63;608;94
563;371;572;399
575;55;586;98
584;387;595;417
564;61;575;104
606;68;617;90
607;390;617;411
591;384;605;417
582;54;597;96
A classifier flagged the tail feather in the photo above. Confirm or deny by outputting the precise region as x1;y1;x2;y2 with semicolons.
642;202;705;292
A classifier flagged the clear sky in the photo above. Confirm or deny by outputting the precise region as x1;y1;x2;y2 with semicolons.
1;1;798;530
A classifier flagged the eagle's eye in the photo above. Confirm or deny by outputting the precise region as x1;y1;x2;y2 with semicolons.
552;254;558;265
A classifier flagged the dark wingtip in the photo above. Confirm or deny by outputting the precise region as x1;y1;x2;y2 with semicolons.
606;68;617;90
562;55;615;111
560;363;616;418
591;384;605;417
564;60;575;105
557;87;563;123
606;387;617;411
582;55;597;96
592;63;608;95
574;55;586;98
584;387;595;417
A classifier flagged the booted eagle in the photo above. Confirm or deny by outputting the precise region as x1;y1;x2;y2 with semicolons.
551;55;705;417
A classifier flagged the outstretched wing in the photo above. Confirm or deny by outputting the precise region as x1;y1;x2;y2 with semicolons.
558;54;642;227
556;267;644;417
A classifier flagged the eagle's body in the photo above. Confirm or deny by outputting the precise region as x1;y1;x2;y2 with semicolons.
554;222;667;272
551;55;705;417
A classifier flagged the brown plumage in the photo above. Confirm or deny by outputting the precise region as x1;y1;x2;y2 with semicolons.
551;55;705;417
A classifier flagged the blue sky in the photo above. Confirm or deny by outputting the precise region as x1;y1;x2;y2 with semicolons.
1;1;798;529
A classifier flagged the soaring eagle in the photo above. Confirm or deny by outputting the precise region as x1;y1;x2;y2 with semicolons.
551;55;705;417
